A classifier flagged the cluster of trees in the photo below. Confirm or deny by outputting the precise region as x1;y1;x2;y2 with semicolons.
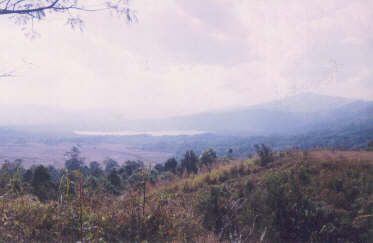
155;148;218;175
0;146;220;201
0;143;278;203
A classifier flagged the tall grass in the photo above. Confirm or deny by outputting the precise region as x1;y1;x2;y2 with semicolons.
1;149;373;242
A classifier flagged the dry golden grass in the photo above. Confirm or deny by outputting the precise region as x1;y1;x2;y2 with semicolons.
1;149;373;242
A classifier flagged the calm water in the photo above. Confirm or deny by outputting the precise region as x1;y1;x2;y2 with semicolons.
74;130;206;136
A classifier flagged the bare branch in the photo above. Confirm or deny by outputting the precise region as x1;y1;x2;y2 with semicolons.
1;0;135;35
0;0;133;18
1;0;134;38
0;0;59;15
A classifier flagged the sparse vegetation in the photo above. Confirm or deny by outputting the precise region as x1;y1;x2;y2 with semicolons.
1;148;373;242
254;143;274;166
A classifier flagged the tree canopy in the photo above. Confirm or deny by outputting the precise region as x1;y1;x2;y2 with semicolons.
164;157;177;173
181;150;199;175
64;146;84;171
200;149;217;168
103;158;119;173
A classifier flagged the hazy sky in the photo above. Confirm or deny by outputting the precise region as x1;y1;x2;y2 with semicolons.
1;0;372;119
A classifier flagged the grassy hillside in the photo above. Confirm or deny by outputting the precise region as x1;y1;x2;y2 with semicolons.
1;149;373;242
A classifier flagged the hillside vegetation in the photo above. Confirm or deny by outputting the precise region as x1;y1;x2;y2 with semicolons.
1;149;373;242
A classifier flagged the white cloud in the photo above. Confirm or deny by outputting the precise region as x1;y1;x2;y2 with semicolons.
0;0;372;120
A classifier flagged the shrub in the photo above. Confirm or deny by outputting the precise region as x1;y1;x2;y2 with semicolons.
254;144;273;166
327;178;343;192
245;180;255;193
199;149;217;171
298;167;311;185
195;186;229;234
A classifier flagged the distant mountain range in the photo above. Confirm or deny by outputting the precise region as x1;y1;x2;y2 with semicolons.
255;92;356;112
1;92;372;137
1;92;372;162
122;92;373;136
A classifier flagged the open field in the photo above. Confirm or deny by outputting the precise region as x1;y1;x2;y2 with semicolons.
0;142;171;168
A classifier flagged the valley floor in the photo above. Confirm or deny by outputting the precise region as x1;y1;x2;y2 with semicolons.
0;142;171;167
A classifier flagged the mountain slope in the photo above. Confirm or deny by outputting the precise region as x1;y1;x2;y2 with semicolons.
258;92;356;112
1;93;372;137
2;149;373;242
129;93;373;136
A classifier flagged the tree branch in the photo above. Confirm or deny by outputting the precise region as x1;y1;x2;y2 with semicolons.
0;0;135;33
0;0;59;15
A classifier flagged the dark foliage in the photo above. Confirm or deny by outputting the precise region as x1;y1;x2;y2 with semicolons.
164;157;178;173
200;149;217;170
181;150;199;175
65;146;84;171
254;144;274;166
104;158;119;173
31;165;55;201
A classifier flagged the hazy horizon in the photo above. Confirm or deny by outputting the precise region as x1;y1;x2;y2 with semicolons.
0;91;370;128
1;0;373;120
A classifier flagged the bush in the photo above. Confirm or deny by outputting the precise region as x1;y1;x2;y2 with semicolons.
245;180;255;193
199;149;217;170
254;144;273;166
195;186;229;234
298;167;311;185
32;165;56;201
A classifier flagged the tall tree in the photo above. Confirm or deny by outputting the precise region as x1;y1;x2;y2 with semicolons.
108;168;121;187
122;160;143;177
89;161;103;177
164;157;177;173
32;165;55;201
181;150;199;175
200;149;217;170
32;165;51;187
103;158;119;173
65;146;84;171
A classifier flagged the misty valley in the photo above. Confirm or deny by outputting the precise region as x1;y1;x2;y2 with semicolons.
1;93;373;241
1;93;372;166
1;1;373;242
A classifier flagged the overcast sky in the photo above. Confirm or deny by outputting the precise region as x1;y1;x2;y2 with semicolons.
1;0;372;119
